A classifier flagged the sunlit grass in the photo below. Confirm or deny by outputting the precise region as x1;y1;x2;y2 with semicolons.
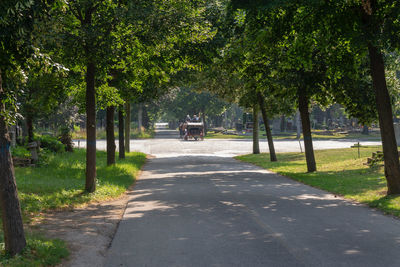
0;233;69;267
15;149;146;214
0;149;146;266
236;146;400;217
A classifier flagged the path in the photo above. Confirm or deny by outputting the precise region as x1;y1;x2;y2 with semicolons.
105;130;400;266
73;130;381;157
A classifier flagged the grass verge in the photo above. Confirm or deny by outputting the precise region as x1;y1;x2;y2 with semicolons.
1;149;146;266
0;233;69;267
236;147;400;217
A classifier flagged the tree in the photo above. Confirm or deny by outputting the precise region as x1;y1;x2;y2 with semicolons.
0;0;50;256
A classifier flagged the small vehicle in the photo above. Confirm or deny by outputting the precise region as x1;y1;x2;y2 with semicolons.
183;122;204;141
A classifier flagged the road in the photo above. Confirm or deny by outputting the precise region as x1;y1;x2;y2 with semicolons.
74;130;381;157
104;130;400;266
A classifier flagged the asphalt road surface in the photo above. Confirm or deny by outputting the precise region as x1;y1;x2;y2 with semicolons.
104;130;400;266
74;129;381;157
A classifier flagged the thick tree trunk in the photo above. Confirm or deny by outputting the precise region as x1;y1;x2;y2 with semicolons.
257;92;277;161
85;62;96;193
138;103;143;133
368;44;400;194
26;113;33;143
118;107;125;159
106;106;116;165
0;70;26;255
253;105;260;154
124;103;131;153
298;90;316;172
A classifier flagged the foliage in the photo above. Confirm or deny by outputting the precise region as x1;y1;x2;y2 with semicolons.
236;147;400;217
11;146;31;159
0;233;68;267
154;86;228;122
37;135;64;153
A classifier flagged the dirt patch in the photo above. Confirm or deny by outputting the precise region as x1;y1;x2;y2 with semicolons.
31;191;132;267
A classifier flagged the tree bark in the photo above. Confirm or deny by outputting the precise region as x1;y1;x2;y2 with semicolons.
138;103;143;133
368;44;400;194
296;111;301;139
26;113;33;143
257;92;277;161
106;106;116;165
118;107;125;159
253;105;260;154
298;89;316;172
0;70;26;255
124;103;131;153
201;112;207;136
85;62;96;192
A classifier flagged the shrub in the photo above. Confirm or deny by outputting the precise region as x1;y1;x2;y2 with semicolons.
37;136;64;153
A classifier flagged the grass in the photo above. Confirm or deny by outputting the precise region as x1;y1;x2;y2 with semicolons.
205;130;381;140
0;233;69;267
236;146;400;217
1;149;146;266
15;149;146;215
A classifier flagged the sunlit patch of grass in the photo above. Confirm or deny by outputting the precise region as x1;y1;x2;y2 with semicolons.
0;149;146;265
236;147;400;217
15;149;146;215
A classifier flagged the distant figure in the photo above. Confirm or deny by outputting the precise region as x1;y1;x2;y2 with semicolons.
186;114;191;121
193;115;199;122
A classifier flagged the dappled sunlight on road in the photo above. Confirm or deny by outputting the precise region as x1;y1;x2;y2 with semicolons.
106;153;400;267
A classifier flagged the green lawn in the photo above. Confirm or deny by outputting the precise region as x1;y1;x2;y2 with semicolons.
236;147;400;217
1;149;146;266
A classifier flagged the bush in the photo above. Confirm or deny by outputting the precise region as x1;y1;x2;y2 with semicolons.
11;146;30;158
37;136;64;153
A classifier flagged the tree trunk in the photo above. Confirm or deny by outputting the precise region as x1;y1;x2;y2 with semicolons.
201;112;207;136
106;106;116;165
124;103;131;153
118;107;125;159
257;92;277;161
296;110;301;139
253;105;260;154
85;62;96;193
0;70;26;255
26;113;33;143
298;89;316;172
138;103;143;133
368;44;400;194
280;115;286;132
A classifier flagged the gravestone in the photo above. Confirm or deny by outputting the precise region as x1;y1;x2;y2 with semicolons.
28;141;39;164
272;119;281;134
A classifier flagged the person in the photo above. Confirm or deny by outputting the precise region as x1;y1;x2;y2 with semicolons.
193;115;199;122
179;122;184;139
186;114;191;122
